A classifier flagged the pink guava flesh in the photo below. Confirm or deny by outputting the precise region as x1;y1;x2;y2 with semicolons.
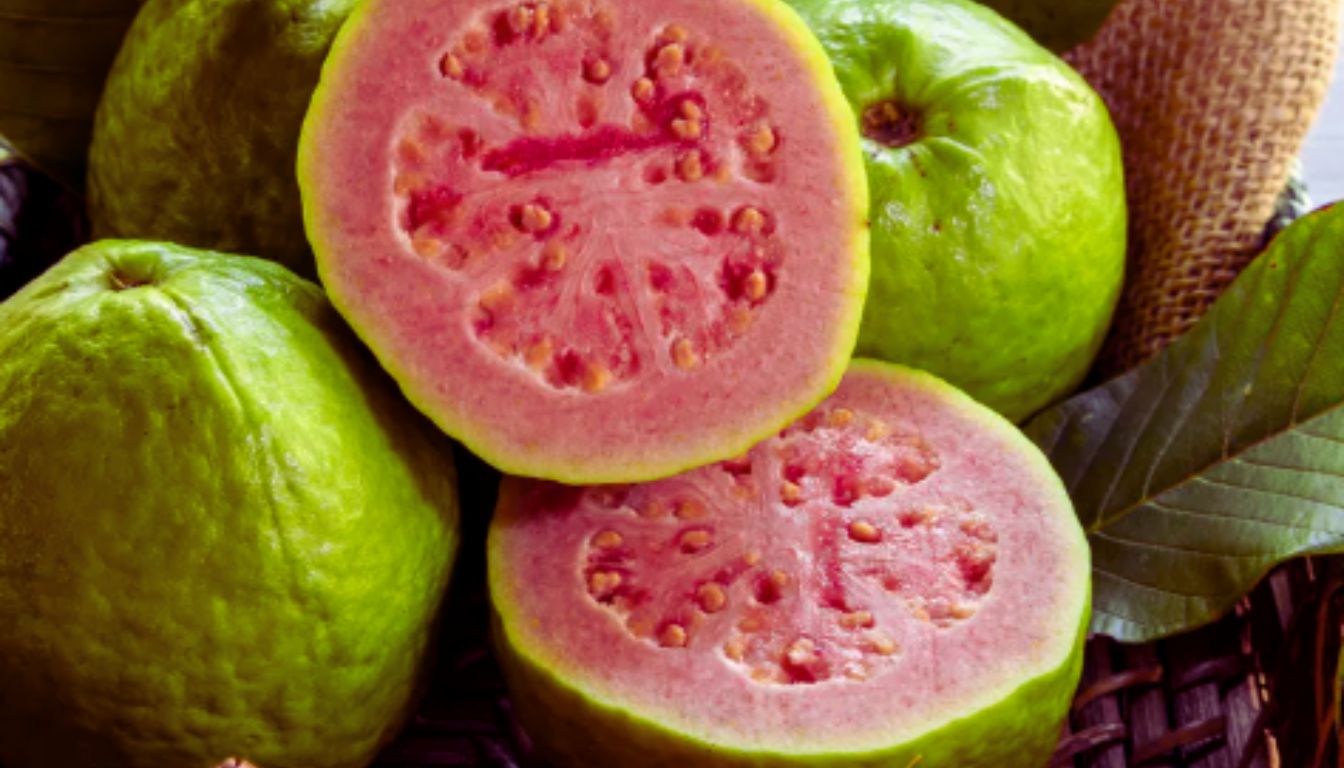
490;362;1089;751
300;0;867;481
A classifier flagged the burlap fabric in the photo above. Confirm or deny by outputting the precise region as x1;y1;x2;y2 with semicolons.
1067;0;1341;375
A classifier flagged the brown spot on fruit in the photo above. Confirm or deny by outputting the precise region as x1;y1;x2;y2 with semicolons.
867;631;898;656
677;150;704;182
723;636;747;661
848;520;881;544
464;28;488;53
440;52;465;80
541;241;568;271
829;408;855;428
865;476;896;498
898;507;934;528
675;499;708;520
397;138;426;167
659;623;689;648
784;637;817;667
641;499;669;518
632;77;656;103
584;57;612;84
743;270;768;302
479;282;516;315
524;337;554;369
588;570;622;600
533;2;552;36
779;481;801;506
671;117;703;141
582;363;612;393
592;529;624;549
678;528;712;554
654;43;686;77
840;610;875;630
507;4;533;36
516;202;554;233
696;582;727;613
732;206;765;234
727;306;753;333
865;420;889;442
662;24;689;44
744;125;777;155
743;550;762;566
672;337;700;369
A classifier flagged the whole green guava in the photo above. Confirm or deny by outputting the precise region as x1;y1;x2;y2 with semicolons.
87;0;358;276
789;0;1126;421
0;240;459;768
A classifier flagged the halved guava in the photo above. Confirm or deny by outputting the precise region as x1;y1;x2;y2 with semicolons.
489;360;1089;766
298;0;870;483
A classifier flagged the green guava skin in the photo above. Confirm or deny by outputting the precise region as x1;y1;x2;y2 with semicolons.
87;0;358;277
488;361;1090;767
0;241;459;768
788;0;1126;421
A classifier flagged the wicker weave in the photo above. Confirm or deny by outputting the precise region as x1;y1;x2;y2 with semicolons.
1066;0;1341;374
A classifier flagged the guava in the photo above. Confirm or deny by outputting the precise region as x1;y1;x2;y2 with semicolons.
86;0;359;276
489;360;1090;766
298;0;870;483
0;240;460;768
788;0;1126;421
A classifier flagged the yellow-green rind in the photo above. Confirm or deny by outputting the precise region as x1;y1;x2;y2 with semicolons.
298;0;869;484
88;0;359;278
0;241;459;768
488;360;1090;766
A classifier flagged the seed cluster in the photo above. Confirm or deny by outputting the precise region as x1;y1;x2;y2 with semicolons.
392;2;798;399
572;405;998;686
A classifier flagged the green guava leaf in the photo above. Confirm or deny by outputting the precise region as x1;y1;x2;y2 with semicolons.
0;0;142;188
1024;203;1344;643
973;0;1117;51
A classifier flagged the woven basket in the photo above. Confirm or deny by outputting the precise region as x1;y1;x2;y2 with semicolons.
368;0;1344;764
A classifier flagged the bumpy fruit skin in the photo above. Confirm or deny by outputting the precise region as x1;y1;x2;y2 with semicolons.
489;361;1089;767
0;241;459;768
789;0;1126;421
87;0;358;276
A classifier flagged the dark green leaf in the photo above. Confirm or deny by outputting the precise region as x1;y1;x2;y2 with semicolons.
974;0;1117;51
1024;203;1344;642
0;0;141;188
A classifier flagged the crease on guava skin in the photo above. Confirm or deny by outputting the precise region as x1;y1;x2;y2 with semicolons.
157;284;309;619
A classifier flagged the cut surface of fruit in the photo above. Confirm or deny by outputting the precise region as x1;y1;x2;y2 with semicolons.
300;0;869;482
489;361;1089;765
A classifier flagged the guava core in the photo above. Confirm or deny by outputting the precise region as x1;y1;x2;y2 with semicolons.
0;241;460;768
789;0;1126;421
298;0;870;483
490;360;1089;766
